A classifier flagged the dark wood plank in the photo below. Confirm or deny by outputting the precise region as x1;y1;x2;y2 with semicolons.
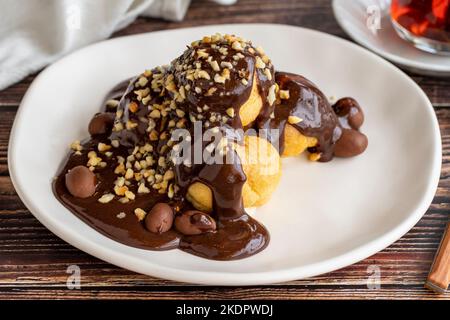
0;106;449;299
0;0;449;300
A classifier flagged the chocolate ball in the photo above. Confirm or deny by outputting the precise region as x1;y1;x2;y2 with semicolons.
175;210;217;235
88;112;114;136
145;203;174;234
65;165;97;198
334;129;368;158
332;97;364;130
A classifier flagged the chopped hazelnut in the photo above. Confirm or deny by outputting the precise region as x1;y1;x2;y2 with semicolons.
98;193;114;204
149;109;161;119
280;90;290;100
105;99;119;108
119;197;129;204
214;74;226;84
288;115;303;124
138;183;150;194
176;109;185;118
226;108;235;118
128;101;139;113
220;61;233;69
125;168;134;180
231;41;243;51
125;190;135;200
98;143;111;152
267;84;276;106
126;121;138;130
70;140;83;152
197;70;211;80
114;185;128;196
209;60;220;72
134;208;147;221
137;76;148;87
264;68;273;81
255;56;266;69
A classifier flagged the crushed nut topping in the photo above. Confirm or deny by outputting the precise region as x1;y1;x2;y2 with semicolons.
279;90;290;100
288;116;303;124
267;84;276;106
98;193;114;203
134;208;147;221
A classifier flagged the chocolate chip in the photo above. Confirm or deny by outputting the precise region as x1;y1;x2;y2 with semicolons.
65;165;97;198
175;210;217;235
332;97;364;130
334;129;368;158
145;203;174;234
88;113;114;136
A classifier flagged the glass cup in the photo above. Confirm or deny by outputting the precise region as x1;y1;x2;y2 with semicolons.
391;0;450;55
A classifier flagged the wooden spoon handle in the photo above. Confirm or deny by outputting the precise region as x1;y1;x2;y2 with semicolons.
425;222;450;294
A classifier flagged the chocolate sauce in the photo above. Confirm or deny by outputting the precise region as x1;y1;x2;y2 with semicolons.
53;91;269;260
260;72;341;162
54;140;180;250
53;36;366;261
53;37;274;260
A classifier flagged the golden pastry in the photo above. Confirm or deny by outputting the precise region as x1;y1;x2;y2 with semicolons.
187;135;282;211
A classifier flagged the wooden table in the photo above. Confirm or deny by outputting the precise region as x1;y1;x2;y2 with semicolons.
0;0;449;300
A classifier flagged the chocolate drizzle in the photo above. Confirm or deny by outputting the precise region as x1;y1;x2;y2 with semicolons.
259;72;340;161
53;34;367;261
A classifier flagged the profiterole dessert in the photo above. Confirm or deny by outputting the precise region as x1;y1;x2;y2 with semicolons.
53;33;368;260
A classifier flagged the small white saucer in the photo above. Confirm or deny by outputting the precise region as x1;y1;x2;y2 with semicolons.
332;0;450;77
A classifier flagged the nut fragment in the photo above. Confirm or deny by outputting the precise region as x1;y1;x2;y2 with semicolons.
288;116;303;124
137;183;150;194
197;70;211;80
279;90;290;100
255;56;266;69
134;208;147;221
98;193;114;203
137;76;148;87
267;85;276;106
105;99;119;108
128;101;139;113
125;190;135;200
98;143;111;152
226;108;235;118
231;41;243;51
209;60;220;72
149;109;161;119
70;140;83;152
214;73;226;84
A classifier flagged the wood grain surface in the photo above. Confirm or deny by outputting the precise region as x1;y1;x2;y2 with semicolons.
0;0;449;300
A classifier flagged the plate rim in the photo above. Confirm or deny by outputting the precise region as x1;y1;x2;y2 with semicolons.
8;23;442;285
332;0;450;75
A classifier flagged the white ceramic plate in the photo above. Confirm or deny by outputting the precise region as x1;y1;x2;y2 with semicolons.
9;24;441;285
333;0;450;77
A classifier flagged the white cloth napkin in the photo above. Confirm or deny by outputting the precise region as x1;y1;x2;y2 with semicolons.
0;0;191;90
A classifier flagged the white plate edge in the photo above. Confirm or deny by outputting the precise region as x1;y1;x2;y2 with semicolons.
7;23;442;285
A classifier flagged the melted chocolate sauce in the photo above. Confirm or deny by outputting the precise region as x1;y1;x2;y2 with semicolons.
260;72;342;162
53;56;271;260
53;38;366;261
